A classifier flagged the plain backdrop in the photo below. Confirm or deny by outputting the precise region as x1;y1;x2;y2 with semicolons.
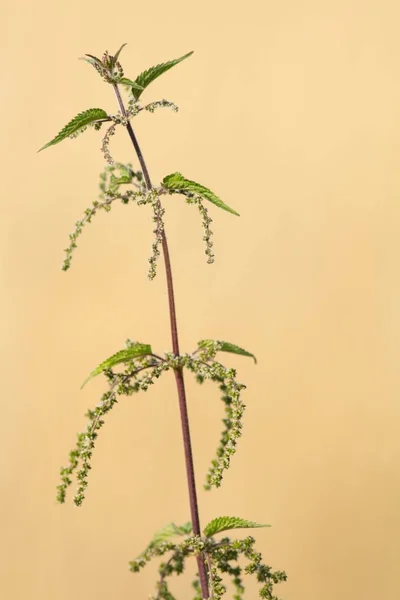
2;1;400;599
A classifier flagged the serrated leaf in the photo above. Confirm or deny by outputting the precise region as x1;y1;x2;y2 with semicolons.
162;172;239;216
131;51;194;100
203;516;269;538
81;343;152;388
118;77;145;91
198;340;257;364
140;521;192;555
38;108;109;152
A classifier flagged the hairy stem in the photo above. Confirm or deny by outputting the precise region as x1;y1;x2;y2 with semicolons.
113;84;209;599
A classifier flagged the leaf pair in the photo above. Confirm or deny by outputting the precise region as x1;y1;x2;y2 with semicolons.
38;49;193;152
82;338;256;388
142;517;269;554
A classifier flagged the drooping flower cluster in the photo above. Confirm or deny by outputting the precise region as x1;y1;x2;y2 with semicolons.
57;345;245;505
185;195;215;264
57;353;170;506
62;169;148;271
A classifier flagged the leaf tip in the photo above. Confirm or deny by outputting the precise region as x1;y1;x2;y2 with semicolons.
37;142;50;153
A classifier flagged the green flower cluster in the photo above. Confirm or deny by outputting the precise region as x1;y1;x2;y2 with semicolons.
129;533;286;600
57;353;169;506
178;354;245;489
56;347;245;506
144;99;179;114
62;165;147;271
185;195;215;264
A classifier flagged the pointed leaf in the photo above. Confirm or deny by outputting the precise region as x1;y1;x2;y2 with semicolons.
85;53;102;64
81;343;152;388
113;43;127;64
198;340;257;363
131;51;194;100
204;517;269;538
79;56;100;68
118;77;145;91
163;172;239;216
38;108;109;152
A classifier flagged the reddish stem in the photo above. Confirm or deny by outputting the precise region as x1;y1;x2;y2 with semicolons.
113;85;209;599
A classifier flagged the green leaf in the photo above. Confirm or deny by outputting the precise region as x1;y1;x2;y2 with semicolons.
80;54;103;68
112;43;127;65
109;165;134;191
38;108;109;152
141;521;192;554
81;343;152;388
131;51;194;100
110;173;131;187
118;77;145;91
198;340;257;363
162;172;239;216
203;517;269;538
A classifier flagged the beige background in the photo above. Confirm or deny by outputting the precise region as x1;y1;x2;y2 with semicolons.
2;0;400;598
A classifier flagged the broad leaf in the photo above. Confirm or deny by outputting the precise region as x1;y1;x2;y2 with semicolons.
162;172;239;216
131;51;194;100
198;340;257;363
119;77;145;91
204;516;269;538
38;108;109;152
81;343;152;388
110;173;132;188
138;522;192;557
109;165;134;191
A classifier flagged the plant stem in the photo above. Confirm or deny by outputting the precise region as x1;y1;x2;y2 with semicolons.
113;85;210;599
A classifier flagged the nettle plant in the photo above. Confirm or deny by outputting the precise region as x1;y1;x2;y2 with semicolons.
40;46;287;600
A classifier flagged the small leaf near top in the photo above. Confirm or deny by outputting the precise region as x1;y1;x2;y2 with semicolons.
79;54;103;68
112;43;127;65
203;516;269;538
38;108;109;152
162;172;239;216
198;340;257;363
81;343;153;388
131;51;194;100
